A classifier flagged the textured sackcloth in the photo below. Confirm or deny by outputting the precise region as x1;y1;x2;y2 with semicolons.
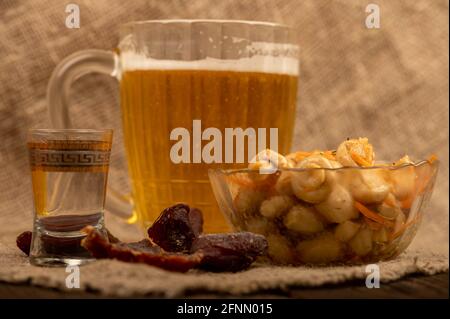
0;0;448;296
0;241;448;297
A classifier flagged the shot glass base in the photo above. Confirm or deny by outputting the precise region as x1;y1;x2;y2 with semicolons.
30;256;96;267
29;213;105;267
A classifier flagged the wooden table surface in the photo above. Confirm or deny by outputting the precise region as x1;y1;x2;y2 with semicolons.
0;272;447;299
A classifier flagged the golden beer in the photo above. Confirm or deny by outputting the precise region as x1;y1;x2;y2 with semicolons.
120;69;298;232
47;20;299;232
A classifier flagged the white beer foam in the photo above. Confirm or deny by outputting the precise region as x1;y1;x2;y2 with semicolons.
120;53;299;76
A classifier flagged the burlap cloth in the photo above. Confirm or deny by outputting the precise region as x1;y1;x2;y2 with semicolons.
0;0;448;296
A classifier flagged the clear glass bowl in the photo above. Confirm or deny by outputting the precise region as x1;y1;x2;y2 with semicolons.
209;160;439;265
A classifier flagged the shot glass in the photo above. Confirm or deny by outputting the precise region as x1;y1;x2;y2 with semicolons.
27;129;113;266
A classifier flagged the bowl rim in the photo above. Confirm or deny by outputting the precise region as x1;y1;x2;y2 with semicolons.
209;159;439;175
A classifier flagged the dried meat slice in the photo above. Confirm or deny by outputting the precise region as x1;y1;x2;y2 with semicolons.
191;232;268;272
18;205;268;273
81;226;203;273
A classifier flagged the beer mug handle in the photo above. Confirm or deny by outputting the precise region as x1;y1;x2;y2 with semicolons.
47;49;134;221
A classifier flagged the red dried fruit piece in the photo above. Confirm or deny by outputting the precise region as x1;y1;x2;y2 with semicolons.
191;232;268;272
81;226;203;273
189;207;204;237
16;231;32;256
147;204;203;252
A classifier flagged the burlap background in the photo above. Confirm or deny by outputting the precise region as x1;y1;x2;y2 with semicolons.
0;0;448;296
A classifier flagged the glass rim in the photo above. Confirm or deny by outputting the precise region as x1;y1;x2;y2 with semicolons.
120;19;294;30
210;159;440;175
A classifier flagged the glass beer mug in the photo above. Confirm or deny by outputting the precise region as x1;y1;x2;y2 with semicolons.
47;20;299;233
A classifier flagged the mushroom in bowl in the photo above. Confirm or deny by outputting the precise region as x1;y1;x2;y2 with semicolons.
209;138;439;265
